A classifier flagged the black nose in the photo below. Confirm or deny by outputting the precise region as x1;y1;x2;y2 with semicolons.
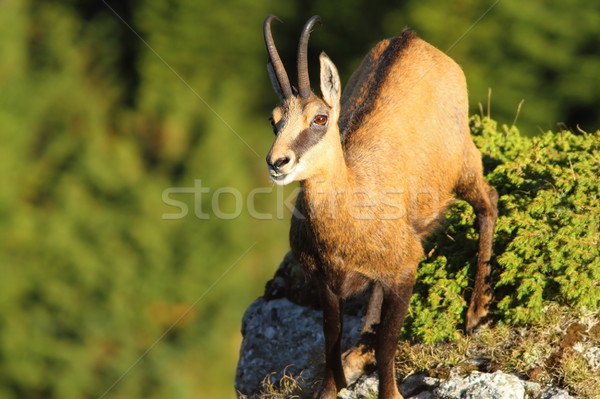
268;156;291;172
273;156;290;169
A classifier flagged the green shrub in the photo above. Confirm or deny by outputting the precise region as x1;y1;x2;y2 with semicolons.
404;116;600;343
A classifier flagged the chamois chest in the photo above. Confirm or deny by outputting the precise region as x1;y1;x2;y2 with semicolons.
289;189;420;285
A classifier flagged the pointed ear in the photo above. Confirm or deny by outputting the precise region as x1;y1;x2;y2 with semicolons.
319;52;341;107
267;61;285;99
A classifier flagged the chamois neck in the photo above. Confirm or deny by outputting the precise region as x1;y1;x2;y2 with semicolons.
300;137;354;214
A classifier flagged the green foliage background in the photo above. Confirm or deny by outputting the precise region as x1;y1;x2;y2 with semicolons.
0;0;598;398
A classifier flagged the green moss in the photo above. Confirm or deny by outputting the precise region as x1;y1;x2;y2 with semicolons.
403;116;600;343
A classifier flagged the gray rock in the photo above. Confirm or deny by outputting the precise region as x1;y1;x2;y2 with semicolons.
234;297;364;396
409;392;434;399
541;386;574;399
400;372;440;397
581;345;600;371
338;374;379;399
337;372;442;399
434;371;525;399
522;380;542;397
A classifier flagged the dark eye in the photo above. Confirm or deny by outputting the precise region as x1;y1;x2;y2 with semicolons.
269;117;277;134
313;115;328;126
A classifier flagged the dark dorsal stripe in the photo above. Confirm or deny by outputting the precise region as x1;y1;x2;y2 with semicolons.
340;29;415;141
290;126;327;160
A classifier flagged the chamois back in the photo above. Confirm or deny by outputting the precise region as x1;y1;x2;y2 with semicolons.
337;30;470;236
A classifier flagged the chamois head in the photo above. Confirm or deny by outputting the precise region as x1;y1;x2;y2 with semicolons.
263;15;342;186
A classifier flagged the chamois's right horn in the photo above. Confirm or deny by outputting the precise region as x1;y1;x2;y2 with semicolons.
297;15;321;98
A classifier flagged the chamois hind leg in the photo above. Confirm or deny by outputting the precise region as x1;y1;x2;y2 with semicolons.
455;143;498;333
376;272;416;399
314;282;346;399
342;283;383;384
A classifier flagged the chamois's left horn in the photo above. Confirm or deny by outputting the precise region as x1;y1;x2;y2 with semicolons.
297;15;321;98
264;15;293;98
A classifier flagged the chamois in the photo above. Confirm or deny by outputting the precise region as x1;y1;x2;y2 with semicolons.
262;15;498;399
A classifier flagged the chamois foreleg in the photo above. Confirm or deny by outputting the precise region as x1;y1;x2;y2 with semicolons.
342;282;383;384
376;272;416;399
314;283;346;399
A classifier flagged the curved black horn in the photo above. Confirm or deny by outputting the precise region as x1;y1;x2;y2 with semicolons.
297;15;321;98
264;15;293;98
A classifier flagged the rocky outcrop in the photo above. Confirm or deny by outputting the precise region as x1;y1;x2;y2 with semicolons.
235;253;368;396
235;296;365;396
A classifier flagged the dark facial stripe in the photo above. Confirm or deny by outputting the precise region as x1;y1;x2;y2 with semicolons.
339;29;415;140
290;126;327;159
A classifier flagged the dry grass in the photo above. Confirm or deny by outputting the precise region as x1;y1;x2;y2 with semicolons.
395;304;600;398
238;366;312;399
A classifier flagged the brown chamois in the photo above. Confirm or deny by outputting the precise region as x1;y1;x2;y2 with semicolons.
262;15;498;399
